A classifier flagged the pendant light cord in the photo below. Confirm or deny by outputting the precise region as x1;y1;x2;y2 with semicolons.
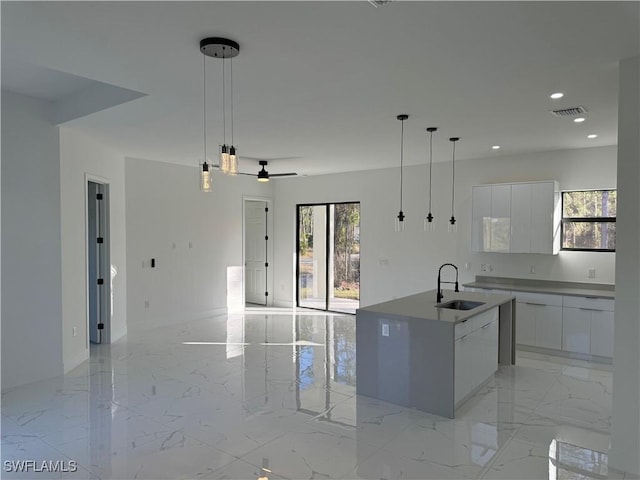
230;56;234;146
428;130;433;213
203;54;207;163
222;52;226;146
451;140;456;218
400;118;404;212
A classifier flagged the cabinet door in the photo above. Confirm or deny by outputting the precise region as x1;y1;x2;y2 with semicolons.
475;318;498;383
516;302;536;346
455;335;473;404
590;310;614;357
490;185;511;253
535;305;563;350
510;183;532;253
472;186;492;252
562;307;591;354
531;182;556;254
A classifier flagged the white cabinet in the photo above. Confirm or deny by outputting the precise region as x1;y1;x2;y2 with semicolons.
531;182;560;254
471;185;493;253
515;292;563;350
471;181;560;254
590;310;614;357
455;307;499;404
510;183;532;253
562;296;614;358
562;307;591;354
471;184;511;253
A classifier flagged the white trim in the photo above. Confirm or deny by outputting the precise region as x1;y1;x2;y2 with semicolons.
84;173;112;348
243;195;274;307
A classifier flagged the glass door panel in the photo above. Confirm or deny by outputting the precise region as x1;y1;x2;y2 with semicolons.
297;205;327;310
329;203;360;314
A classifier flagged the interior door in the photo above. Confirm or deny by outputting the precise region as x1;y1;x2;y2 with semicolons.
245;200;267;305
87;181;109;344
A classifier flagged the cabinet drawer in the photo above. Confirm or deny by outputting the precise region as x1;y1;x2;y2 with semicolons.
455;307;498;340
562;295;614;311
514;291;563;307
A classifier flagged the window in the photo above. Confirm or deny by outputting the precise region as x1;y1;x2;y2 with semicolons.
562;190;616;251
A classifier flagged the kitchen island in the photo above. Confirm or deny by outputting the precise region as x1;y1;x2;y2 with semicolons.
356;289;515;418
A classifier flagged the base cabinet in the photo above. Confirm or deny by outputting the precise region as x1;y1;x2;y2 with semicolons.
455;307;498;404
590;311;614;357
562;296;614;358
515;292;563;350
469;286;613;361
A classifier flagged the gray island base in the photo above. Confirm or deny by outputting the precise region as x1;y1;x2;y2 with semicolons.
356;289;516;418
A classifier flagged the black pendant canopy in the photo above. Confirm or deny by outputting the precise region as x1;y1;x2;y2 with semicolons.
200;38;240;58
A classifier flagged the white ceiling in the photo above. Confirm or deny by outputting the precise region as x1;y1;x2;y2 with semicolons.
2;1;638;176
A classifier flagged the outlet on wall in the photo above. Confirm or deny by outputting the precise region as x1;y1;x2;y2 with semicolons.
529;265;536;274
144;300;150;308
381;324;389;337
588;267;597;279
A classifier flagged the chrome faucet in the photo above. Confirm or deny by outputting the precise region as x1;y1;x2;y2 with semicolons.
437;263;459;303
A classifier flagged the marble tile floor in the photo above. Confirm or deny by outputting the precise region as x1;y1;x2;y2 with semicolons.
1;309;636;480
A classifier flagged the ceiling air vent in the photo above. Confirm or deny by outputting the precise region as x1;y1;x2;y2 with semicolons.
550;106;588;118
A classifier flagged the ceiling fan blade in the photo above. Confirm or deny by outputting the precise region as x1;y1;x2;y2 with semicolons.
269;173;298;177
237;172;257;176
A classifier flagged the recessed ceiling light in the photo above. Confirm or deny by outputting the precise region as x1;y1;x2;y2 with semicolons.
574;117;586;123
587;134;598;139
550;92;564;99
492;145;501;150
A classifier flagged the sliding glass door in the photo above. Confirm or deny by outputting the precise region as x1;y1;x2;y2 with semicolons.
297;202;360;314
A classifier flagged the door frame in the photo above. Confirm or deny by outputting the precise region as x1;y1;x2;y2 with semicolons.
295;201;360;313
243;196;274;308
85;174;111;346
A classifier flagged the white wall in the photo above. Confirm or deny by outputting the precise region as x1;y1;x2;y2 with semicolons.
1;90;64;391
60;128;128;373
125;157;272;331
610;55;640;476
272;145;617;308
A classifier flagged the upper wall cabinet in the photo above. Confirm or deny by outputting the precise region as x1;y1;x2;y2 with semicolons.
472;181;560;255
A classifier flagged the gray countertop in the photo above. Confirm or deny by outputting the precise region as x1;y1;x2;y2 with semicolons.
463;276;614;299
357;289;514;324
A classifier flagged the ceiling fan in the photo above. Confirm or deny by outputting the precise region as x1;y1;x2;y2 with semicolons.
240;160;298;182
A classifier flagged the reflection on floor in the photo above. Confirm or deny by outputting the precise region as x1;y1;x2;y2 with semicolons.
298;297;359;314
1;309;635;479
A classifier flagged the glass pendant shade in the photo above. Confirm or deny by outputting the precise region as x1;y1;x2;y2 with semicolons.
228;146;238;176
220;145;230;174
424;213;436;232
395;211;406;232
448;216;458;233
200;161;213;192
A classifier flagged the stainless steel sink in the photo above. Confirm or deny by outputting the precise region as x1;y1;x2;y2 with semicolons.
435;300;485;311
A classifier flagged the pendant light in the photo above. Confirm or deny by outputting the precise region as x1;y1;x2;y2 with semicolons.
424;127;437;231
395;114;409;232
199;52;213;192
200;37;240;176
448;137;459;233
